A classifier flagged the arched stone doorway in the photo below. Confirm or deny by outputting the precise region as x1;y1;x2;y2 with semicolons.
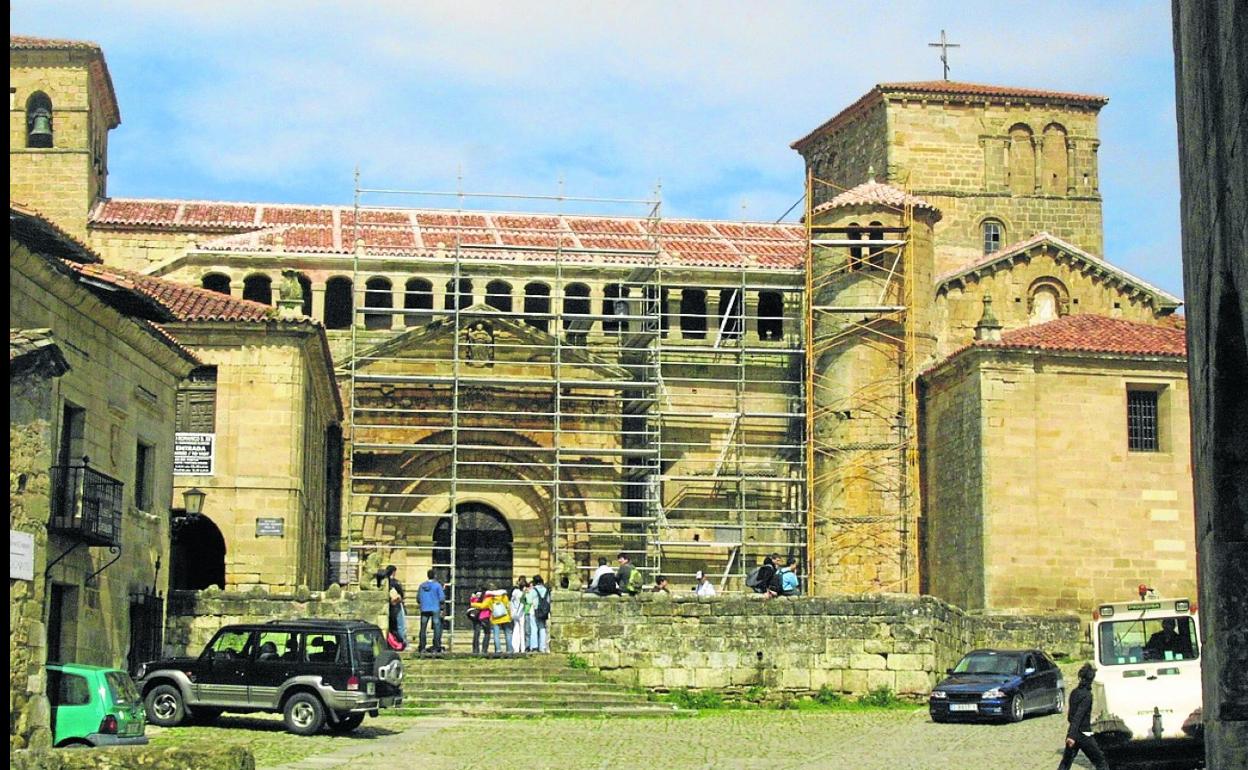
170;514;226;590
432;503;513;618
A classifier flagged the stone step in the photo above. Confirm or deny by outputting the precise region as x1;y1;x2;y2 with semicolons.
402;694;647;709
403;686;633;699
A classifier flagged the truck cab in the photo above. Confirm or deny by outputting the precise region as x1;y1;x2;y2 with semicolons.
1090;588;1204;765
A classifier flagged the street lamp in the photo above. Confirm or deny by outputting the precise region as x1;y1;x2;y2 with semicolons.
182;487;206;516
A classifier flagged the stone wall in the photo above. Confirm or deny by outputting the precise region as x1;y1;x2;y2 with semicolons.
1172;1;1248;765
550;592;1081;696
10;745;253;770
163;587;388;657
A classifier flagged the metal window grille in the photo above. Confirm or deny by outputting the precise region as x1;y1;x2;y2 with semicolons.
1127;390;1160;452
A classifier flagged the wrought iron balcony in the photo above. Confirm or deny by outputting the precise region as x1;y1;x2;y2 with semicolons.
49;463;123;547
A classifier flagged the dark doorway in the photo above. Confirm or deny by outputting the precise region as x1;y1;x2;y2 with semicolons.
47;583;76;663
433;503;513;624
170;514;226;590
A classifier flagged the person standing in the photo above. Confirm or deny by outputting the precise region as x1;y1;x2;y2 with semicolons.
1057;664;1110;770
510;577;529;653
529;575;551;653
375;565;407;649
467;587;489;655
416;569;446;654
767;557;800;598
482;589;513;655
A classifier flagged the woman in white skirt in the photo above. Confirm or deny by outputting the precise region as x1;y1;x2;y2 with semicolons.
510;576;529;653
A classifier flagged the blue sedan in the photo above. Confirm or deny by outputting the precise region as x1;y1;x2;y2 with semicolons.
929;649;1065;723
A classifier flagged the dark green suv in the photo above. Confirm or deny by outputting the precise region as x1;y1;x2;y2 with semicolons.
47;663;148;748
135;619;403;735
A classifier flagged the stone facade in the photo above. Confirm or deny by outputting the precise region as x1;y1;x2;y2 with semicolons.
922;348;1196;612
9;232;195;748
551;592;1081;696
10;745;254;770
162;322;341;590
1172;1;1248;764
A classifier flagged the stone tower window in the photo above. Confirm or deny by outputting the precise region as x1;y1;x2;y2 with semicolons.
404;278;433;327
603;283;630;335
242;273;272;305
717;288;743;341
363;276;393;330
680;288;707;340
1008;124;1035;196
847;222;864;265
523;282;551;332
26;91;54;149
982;220;1004;255
867;221;886;267
324;277;353;329
485;280;513;313
296;273;313;317
757;291;784;341
201;273;231;296
1043;123;1069;195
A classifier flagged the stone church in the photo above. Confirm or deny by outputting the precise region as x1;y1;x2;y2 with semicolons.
10;34;1196;625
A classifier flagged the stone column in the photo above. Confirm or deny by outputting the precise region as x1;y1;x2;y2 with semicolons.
1065;138;1077;196
230;281;244;299
392;285;405;330
310;283;326;322
1031;136;1043;194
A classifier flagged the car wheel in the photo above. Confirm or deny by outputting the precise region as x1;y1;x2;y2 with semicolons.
1053;689;1065;715
283;692;326;736
145;683;187;727
328;713;364;733
1009;694;1025;723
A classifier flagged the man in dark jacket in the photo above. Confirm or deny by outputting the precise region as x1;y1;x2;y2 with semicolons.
1057;663;1110;770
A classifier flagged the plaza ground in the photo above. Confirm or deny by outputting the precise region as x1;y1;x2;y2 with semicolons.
148;709;1104;770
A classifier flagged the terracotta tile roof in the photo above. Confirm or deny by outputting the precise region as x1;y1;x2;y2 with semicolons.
792;80;1106;150
10;35;120;128
90;198;807;271
810;180;941;218
978;314;1186;357
64;262;280;323
936;232;1182;310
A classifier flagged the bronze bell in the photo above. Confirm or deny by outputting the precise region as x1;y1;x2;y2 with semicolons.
28;109;53;147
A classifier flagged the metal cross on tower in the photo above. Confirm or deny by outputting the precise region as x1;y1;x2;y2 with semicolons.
928;30;960;81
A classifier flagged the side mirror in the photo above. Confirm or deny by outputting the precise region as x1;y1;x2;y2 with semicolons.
946;668;954;675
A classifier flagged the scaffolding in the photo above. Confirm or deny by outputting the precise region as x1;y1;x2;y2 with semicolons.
343;178;808;644
804;171;919;593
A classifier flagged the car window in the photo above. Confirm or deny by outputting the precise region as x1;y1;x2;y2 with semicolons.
54;673;91;706
353;628;384;667
1098;615;1199;665
254;631;298;662
207;629;253;660
105;672;140;705
953;652;1023;676
302;633;344;664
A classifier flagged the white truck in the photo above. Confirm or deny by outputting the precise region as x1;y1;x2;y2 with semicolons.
1090;588;1204;767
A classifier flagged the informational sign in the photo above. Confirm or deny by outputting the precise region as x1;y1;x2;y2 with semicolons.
174;432;215;476
256;518;285;538
10;530;35;581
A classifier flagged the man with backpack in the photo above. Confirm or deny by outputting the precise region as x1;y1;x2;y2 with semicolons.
745;554;778;594
617;553;644;596
529;575;551;652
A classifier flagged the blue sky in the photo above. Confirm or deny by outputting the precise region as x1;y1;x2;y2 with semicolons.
12;1;1184;297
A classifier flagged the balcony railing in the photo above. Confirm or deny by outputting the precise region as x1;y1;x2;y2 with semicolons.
50;463;123;547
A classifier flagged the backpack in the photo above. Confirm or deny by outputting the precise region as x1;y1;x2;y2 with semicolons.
490;599;509;619
597;573;619;594
745;567;764;589
626;567;644;594
534;588;552;621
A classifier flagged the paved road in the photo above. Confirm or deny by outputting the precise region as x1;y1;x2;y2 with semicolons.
258;709;1110;770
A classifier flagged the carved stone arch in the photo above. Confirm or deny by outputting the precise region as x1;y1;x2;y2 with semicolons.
1007;123;1036;196
1027;276;1070;322
1042;122;1069;195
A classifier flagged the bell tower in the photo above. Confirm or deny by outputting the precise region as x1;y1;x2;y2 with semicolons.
9;35;120;238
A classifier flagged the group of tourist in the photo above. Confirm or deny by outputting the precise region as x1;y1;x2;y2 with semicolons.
467;575;553;655
585;552;801;599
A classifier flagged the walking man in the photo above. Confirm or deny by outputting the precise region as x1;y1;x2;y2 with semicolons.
417;569;446;654
1057;664;1110;770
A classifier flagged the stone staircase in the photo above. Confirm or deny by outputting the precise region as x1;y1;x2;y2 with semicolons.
393;653;681;717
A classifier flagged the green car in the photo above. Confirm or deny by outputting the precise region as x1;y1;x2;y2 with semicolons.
47;663;148;748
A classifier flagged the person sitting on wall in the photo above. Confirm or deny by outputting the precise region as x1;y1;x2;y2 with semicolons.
587;557;613;594
592;569;621;596
617;553;642;596
693;570;716;597
766;557;800;599
746;554;779;594
652;576;671;595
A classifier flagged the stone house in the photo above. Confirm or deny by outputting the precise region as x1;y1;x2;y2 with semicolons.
8;34;1197;620
9;205;197;748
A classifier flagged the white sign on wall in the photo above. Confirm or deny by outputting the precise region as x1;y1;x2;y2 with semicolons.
10;530;35;581
174;432;215;476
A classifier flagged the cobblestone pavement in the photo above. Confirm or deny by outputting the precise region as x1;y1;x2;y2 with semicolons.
192;709;1107;770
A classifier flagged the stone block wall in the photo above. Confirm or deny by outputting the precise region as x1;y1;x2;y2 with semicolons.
163;587;388;657
10;745;254;770
549;592;1081;696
